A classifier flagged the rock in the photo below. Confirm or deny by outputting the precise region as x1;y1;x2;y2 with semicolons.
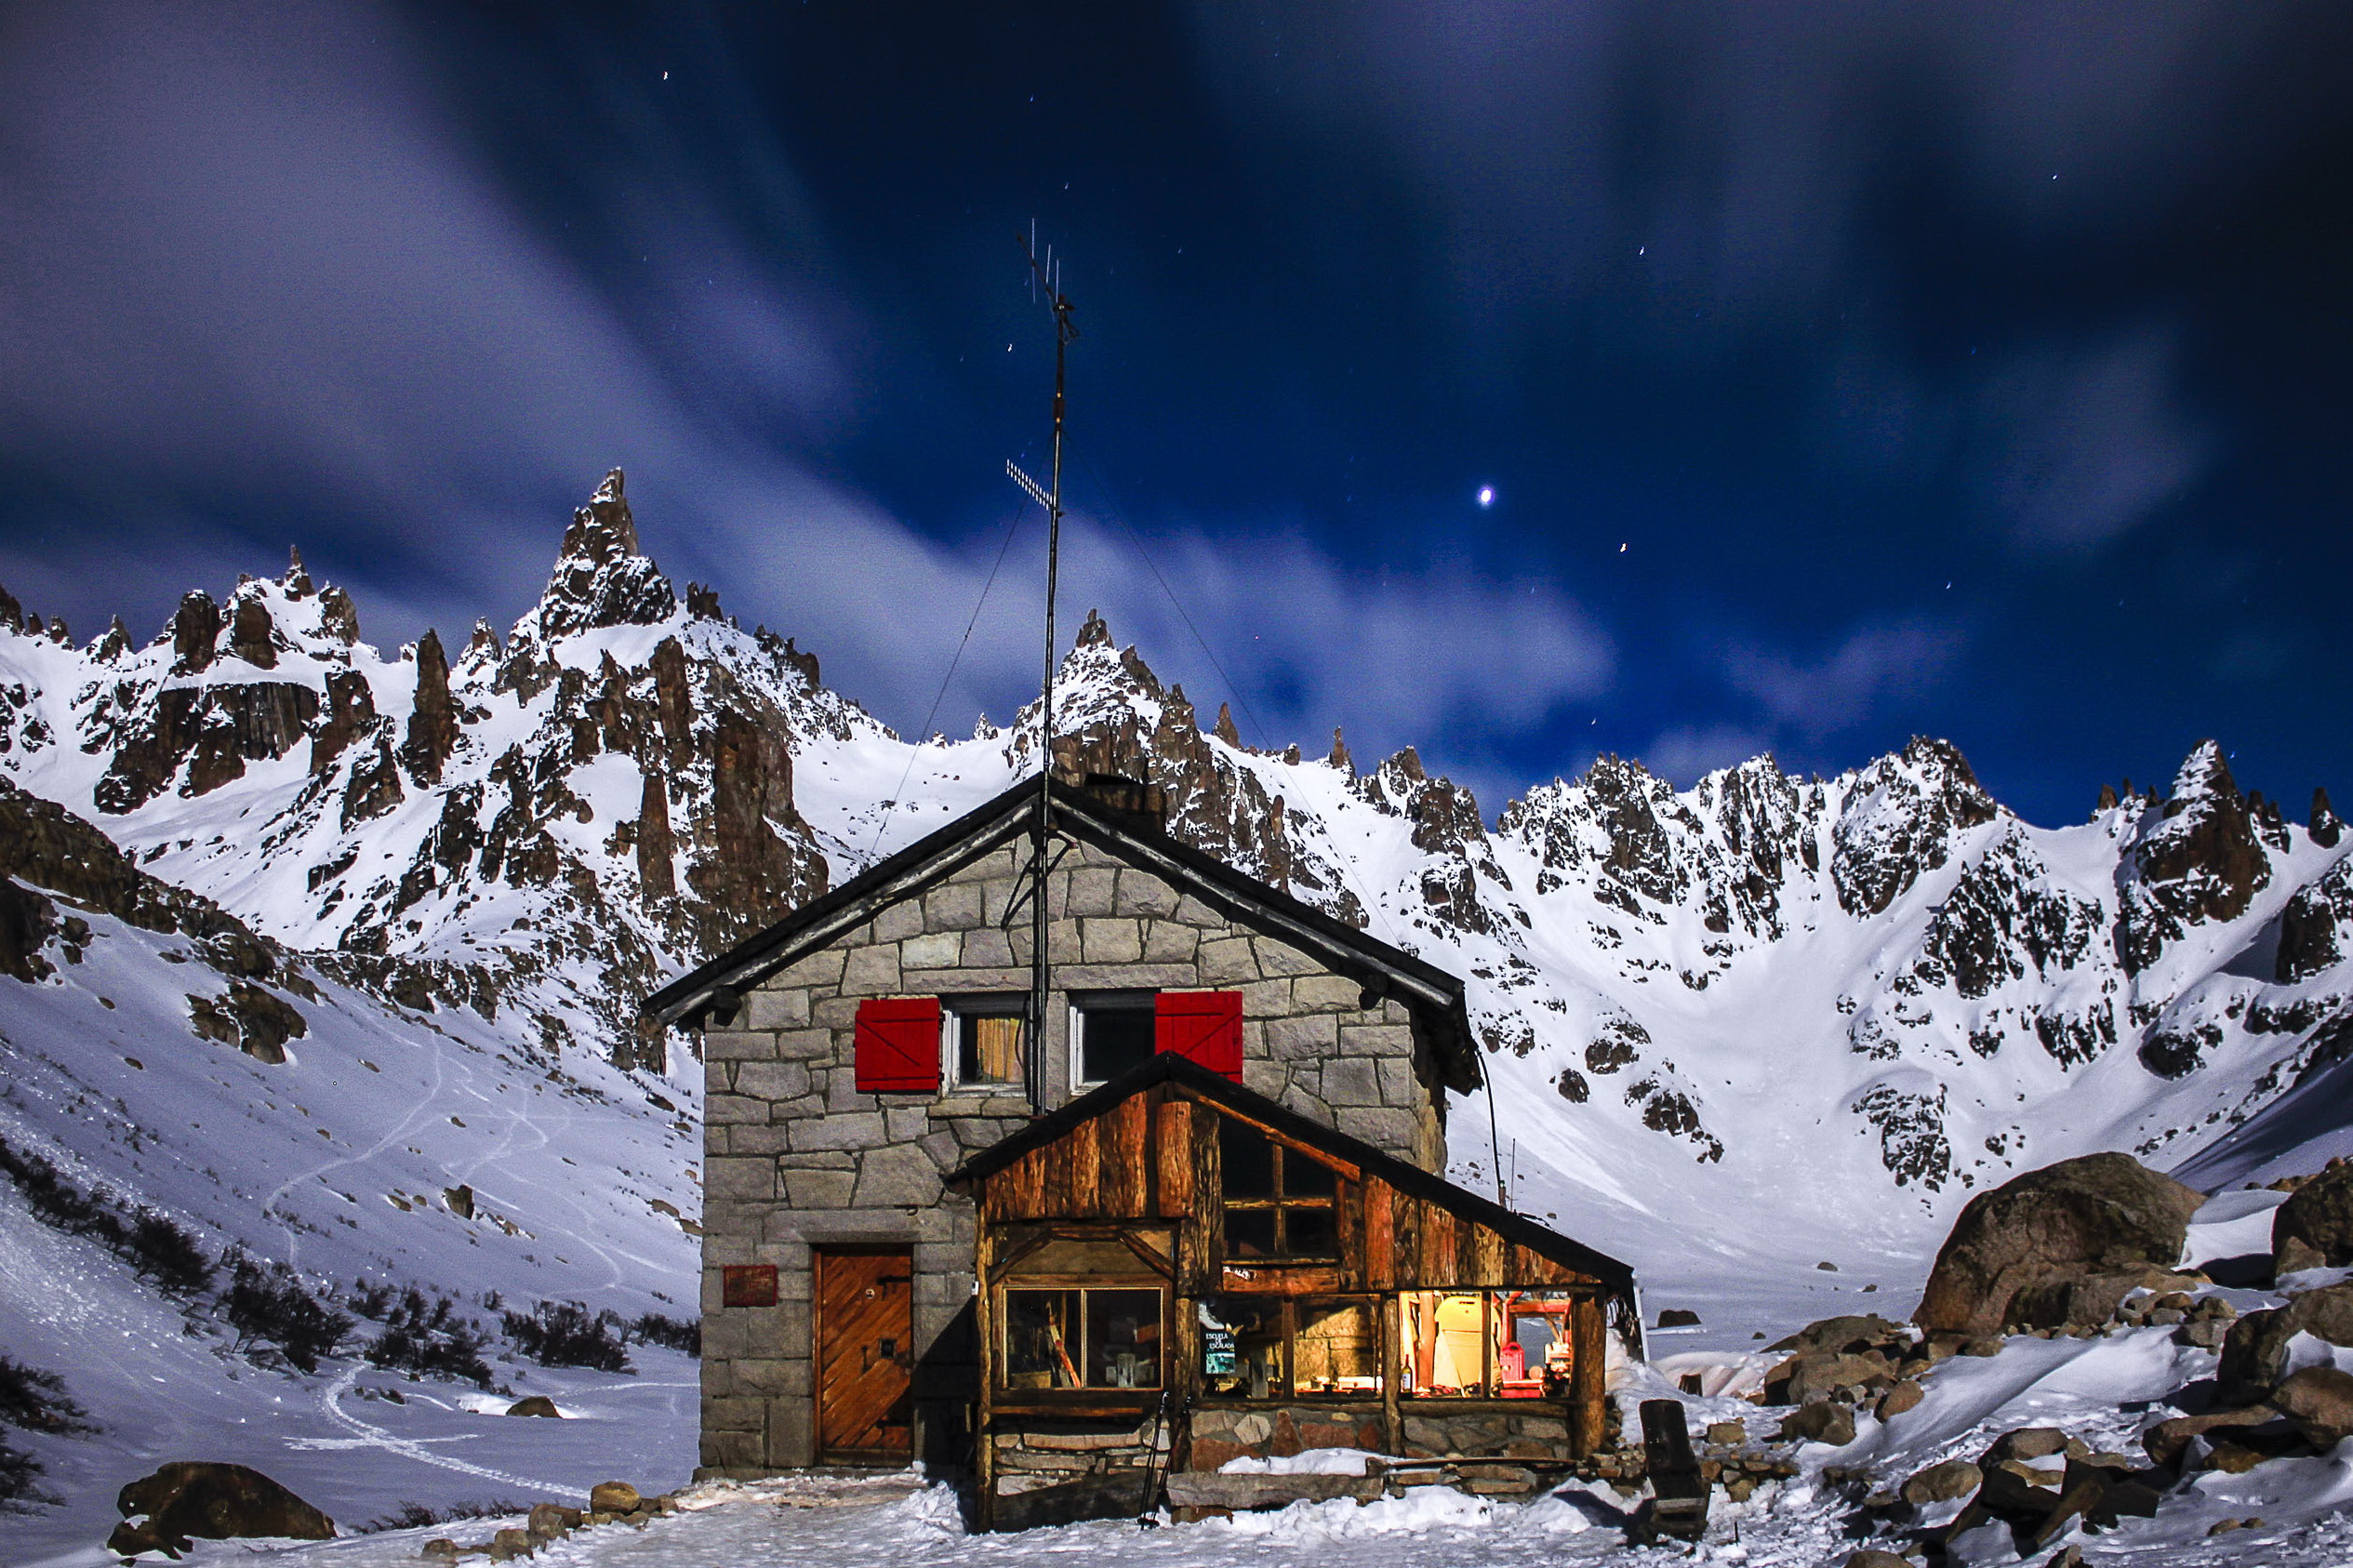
421;1538;459;1559
1976;1461;2061;1522
2273;1164;2353;1272
445;1184;474;1219
525;471;677;639
1901;1458;1982;1505
1778;1402;1855;1446
525;1503;578;1540
1766;1349;1894;1405
170;591;223;673
1913;1153;2205;1335
1877;1380;1925;1420
587;1482;640;1514
507;1395;562;1417
1844;1552;1915;1568
2313;788;2344;849
636;770;675;900
2269;1365;2353;1447
1704;1421;1748;1446
489;1526;534;1561
2215;1285;2353;1404
108;1462;335;1558
400;629;459;785
1986;1427;2070;1463
2118;742;2272;974
1656;1308;1701;1328
2141;1405;2278;1468
1782;1313;1907;1354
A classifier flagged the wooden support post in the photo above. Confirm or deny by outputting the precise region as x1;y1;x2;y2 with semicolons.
975;1222;997;1527
1379;1294;1403;1458
1569;1292;1607;1457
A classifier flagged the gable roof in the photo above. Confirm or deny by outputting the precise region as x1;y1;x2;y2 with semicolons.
643;775;1482;1091
946;1050;1636;1296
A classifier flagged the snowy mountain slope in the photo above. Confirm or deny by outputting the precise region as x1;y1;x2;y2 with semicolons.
4;467;2352;1425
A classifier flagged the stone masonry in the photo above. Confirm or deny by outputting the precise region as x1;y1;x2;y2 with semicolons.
698;833;1454;1473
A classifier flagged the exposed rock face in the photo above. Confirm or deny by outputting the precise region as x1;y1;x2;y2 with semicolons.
2276;859;2353;985
638;770;676;899
309;669;379;776
1832;738;1999;918
525;470;676;641
110;1462;335;1558
1914;1153;2205;1335
0;875;57;981
2117;742;2272;973
1010;611;1309;909
2272;1166;2353;1272
685;710;823;945
226;591;278;669
401;629;459;785
171;591;223;673
2216;1285;2353;1405
2269;1365;2353;1447
340;737;405;829
2312;788;2344;849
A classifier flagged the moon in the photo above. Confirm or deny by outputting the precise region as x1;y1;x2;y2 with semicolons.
1477;485;1495;508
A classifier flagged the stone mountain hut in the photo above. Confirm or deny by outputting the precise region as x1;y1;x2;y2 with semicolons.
645;773;1641;1525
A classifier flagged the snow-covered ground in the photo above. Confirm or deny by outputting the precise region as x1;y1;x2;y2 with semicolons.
92;1433;2353;1568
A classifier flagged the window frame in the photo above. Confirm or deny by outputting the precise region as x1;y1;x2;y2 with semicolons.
994;1280;1169;1394
1068;990;1159;1089
1217;1117;1343;1261
940;993;1029;1094
1196;1294;1386;1402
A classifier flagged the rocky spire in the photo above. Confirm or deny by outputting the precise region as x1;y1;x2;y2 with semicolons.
318;585;360;645
171;591;223;673
400;630;459;785
524;469;677;642
97;617;131;661
283;547;312;599
2118;739;2271;972
0;581;20;633
1213;703;1242;746
1328;726;1353;775
2314;787;2344;850
227;591;278;669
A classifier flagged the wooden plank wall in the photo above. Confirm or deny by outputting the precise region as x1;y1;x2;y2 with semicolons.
975;1084;1607;1296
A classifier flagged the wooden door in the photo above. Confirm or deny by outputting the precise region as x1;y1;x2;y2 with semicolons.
815;1247;914;1463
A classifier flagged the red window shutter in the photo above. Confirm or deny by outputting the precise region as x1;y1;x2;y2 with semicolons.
854;997;941;1092
1155;990;1243;1083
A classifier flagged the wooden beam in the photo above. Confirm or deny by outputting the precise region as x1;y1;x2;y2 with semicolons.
1570;1292;1607;1458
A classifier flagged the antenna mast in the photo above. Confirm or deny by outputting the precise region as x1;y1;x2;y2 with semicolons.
1007;227;1078;1114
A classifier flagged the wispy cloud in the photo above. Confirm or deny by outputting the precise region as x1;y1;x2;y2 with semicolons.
1723;621;1966;743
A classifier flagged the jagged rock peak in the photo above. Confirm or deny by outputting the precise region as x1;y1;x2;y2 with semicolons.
1213;703;1242;747
0;580;20;633
283;546;312;598
1328;726;1352;775
2313;787;2343;849
524;469;677;642
1075;608;1112;648
2117;738;2272;973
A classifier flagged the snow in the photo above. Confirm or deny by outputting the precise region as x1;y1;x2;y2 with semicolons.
10;498;2353;1560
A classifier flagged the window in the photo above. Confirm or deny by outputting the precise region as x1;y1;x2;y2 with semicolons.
1071;994;1156;1085
1199;1296;1384;1400
1397;1290;1578;1399
1219;1118;1340;1258
1002;1287;1163;1390
945;996;1026;1089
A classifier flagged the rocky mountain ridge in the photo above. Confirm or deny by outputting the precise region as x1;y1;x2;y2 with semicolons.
5;472;2351;1269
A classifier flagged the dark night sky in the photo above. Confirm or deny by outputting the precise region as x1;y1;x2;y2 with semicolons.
2;3;2347;824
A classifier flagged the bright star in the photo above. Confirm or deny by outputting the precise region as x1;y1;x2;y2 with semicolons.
1477;486;1495;508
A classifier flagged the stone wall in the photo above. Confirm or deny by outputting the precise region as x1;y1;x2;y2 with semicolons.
698;834;1454;1474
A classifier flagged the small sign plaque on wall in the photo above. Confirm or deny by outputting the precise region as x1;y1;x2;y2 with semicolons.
721;1264;778;1308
